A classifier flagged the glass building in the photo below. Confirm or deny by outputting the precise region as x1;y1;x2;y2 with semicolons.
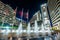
48;0;60;27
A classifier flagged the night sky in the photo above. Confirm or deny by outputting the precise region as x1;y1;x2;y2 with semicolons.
1;0;47;21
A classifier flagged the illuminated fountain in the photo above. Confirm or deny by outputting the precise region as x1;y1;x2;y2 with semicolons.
17;22;22;35
39;23;46;36
47;27;51;35
27;22;31;37
34;20;39;36
41;24;44;31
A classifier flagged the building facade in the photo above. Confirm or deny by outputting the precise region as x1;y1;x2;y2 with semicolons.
30;11;42;22
0;1;19;30
41;3;51;28
30;11;42;30
48;0;60;28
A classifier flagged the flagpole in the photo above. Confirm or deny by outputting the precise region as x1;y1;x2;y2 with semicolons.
21;8;23;33
21;8;23;22
13;7;17;28
18;8;23;36
27;10;30;40
27;10;29;23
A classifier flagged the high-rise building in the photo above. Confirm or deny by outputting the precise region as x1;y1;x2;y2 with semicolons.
48;0;60;27
0;1;19;29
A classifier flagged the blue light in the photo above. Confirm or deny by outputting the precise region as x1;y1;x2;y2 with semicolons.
6;26;10;30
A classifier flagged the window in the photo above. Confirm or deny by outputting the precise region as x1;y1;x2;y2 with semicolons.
30;22;35;30
53;19;60;24
56;0;59;2
53;14;60;22
30;23;35;27
37;21;42;27
57;1;60;5
51;9;59;19
57;4;60;9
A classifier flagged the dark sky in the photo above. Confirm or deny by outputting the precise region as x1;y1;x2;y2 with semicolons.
1;0;47;22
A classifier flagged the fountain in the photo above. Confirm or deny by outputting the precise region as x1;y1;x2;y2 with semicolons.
47;27;51;35
17;22;22;35
41;24;45;36
27;22;31;37
34;20;39;37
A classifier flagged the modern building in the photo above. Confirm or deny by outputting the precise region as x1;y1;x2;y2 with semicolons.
48;0;60;28
0;1;19;30
0;1;22;40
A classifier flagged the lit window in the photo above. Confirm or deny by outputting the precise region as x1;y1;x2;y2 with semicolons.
44;12;47;17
